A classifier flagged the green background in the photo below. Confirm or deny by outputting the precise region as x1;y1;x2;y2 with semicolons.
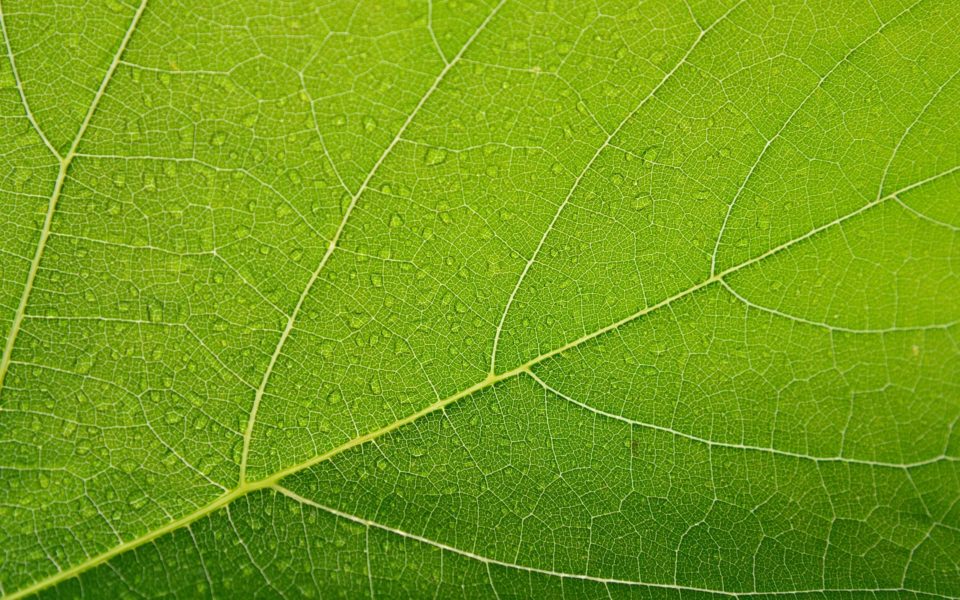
1;0;958;597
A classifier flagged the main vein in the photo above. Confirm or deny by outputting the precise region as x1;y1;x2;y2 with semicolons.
8;162;956;600
0;0;148;396
237;0;508;484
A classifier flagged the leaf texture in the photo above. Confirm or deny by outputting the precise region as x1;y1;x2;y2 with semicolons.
1;0;959;598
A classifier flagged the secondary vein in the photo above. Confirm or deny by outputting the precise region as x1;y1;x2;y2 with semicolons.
272;483;958;599
0;0;60;159
0;0;148;397
709;0;927;277
489;0;745;374
236;0;509;483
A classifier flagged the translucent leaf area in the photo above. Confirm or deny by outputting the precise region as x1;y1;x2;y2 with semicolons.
1;0;959;598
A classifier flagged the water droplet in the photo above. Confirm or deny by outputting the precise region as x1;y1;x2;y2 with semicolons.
198;454;218;476
230;440;243;463
425;147;447;166
192;414;209;430
139;304;159;325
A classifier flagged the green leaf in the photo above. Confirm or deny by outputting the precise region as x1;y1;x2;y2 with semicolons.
1;0;959;597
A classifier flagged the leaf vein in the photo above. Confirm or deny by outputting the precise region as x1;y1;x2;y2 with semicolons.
489;0;746;373
236;0;509;483
0;0;148;397
272;484;960;599
527;370;956;469
710;0;926;275
0;0;59;158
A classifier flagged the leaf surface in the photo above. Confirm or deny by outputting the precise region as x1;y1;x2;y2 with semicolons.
1;0;959;598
